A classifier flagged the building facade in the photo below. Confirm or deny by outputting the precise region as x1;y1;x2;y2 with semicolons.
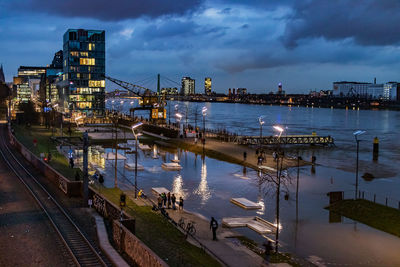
14;66;46;103
60;29;105;116
181;77;195;95
333;81;371;97
204;77;211;95
383;82;399;101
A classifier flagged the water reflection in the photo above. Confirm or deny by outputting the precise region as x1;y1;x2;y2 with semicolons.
172;174;187;199
257;170;265;215
194;157;211;205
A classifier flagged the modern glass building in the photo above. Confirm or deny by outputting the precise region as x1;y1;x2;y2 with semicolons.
204;77;211;95
60;29;105;116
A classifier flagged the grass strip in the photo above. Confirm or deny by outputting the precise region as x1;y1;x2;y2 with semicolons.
98;187;221;267
327;199;400;237
13;124;82;181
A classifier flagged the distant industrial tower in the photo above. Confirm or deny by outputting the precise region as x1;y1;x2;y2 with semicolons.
278;82;282;94
181;77;195;95
204;77;211;95
0;64;5;83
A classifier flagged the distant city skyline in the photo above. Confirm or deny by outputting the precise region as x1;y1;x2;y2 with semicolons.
1;0;400;93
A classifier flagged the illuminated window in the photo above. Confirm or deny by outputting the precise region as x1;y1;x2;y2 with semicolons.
89;80;105;87
80;52;88;57
70;51;79;57
79;58;95;65
88;43;95;51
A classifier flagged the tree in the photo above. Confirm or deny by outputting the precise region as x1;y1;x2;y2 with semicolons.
18;100;38;124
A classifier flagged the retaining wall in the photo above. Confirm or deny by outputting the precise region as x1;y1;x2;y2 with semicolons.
8;129;82;197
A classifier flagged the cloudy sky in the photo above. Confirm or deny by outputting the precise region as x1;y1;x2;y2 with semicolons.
1;0;400;93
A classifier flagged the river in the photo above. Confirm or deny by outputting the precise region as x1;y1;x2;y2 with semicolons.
103;99;400;266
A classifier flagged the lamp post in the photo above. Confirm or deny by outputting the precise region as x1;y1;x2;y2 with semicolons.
273;125;284;253
202;107;207;142
132;122;144;199
353;130;365;199
258;116;265;148
176;113;182;137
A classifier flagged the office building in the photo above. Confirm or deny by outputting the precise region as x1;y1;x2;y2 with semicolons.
181;77;195;95
14;66;46;103
383;82;399;101
51;50;63;69
204;77;211;95
333;81;371;97
59;29;105;116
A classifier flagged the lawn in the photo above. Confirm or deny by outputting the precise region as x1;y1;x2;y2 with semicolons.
13;124;82;181
327;199;400;238
98;187;221;267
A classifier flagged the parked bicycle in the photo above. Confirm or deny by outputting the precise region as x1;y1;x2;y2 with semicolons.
177;217;196;236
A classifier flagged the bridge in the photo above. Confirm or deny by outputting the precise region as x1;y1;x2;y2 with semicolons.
228;134;334;146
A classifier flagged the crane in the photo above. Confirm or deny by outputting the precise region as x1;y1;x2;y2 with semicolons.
103;75;166;122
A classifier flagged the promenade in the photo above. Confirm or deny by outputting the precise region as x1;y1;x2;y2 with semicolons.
174;137;310;172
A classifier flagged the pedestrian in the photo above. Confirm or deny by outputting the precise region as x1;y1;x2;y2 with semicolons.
272;151;277;161
70;157;74;168
167;192;171;209
171;194;176;210
243;151;247;161
161;192;167;208
210;217;218;240
157;194;162;209
179;196;184;211
258;155;262;165
262;240;273;266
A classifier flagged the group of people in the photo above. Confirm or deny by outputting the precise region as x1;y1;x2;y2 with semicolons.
157;192;183;211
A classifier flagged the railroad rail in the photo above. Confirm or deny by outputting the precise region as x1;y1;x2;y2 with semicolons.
232;135;334;146
0;125;110;267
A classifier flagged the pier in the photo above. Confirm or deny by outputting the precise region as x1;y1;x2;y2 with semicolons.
232;134;334;146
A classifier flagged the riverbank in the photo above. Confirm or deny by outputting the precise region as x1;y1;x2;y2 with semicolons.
326;199;400;238
168;137;310;172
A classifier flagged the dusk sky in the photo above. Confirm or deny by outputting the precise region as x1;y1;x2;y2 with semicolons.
1;0;400;93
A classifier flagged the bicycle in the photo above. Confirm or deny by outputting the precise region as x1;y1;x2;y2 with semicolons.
178;217;186;229
185;221;196;236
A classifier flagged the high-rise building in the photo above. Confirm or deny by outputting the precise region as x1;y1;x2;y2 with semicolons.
181;77;195;95
383;82;399;101
204;77;211;95
0;64;5;83
51;50;63;69
59;29;105;116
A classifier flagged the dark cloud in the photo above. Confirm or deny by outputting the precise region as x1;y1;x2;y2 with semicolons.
8;0;204;21
283;0;400;48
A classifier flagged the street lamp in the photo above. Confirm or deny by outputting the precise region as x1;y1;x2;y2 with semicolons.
273;124;284;253
132;122;144;199
202;107;207;141
353;130;366;199
176;113;183;137
258;116;265;147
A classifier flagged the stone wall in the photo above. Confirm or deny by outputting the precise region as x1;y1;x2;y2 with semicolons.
113;220;168;267
8;129;82;197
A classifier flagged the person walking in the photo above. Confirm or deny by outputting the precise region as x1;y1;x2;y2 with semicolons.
179;196;184;211
210;217;218;241
167;192;171;209
161;192;167;208
157;194;162;209
171;194;177;210
243;151;247;161
262;240;273;266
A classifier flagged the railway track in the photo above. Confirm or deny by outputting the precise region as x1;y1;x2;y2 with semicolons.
0;126;111;267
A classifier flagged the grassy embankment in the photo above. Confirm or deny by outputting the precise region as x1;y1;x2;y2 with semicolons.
327;199;400;237
94;186;221;267
13;124;82;180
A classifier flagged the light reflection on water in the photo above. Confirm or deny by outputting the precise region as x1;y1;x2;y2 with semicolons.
101;99;400;265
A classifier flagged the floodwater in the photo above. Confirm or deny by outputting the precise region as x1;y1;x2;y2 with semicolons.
103;99;400;266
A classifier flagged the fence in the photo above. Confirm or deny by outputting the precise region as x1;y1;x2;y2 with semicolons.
343;190;400;210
